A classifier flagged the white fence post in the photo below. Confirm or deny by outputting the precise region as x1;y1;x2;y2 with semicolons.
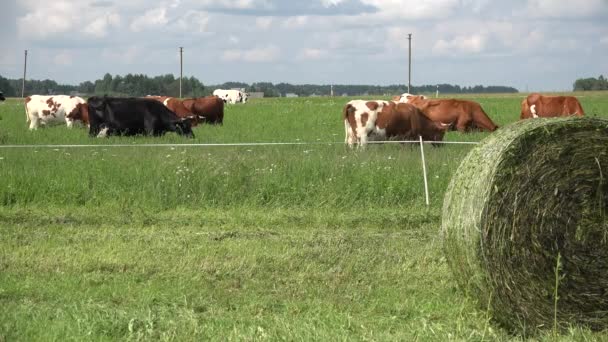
419;135;430;206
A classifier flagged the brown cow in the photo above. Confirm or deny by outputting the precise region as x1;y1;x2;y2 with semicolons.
181;96;224;125
404;95;498;132
145;96;203;126
343;100;449;147
520;93;585;119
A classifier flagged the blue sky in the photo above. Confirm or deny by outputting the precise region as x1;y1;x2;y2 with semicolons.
1;0;607;91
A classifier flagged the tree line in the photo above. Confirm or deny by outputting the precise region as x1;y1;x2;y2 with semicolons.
573;75;608;91
0;73;519;98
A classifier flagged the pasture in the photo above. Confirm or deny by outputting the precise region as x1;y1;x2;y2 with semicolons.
1;93;608;340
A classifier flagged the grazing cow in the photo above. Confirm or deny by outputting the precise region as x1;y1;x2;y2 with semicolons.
181;96;224;125
25;95;89;130
0;91;5;101
213;89;246;104
405;95;498;132
343;100;449;147
87;96;195;138
145;95;203;125
520;93;585;119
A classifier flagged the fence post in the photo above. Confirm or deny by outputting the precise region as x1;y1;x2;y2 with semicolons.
419;135;430;206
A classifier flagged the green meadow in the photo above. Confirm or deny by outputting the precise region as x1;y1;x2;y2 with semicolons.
1;93;608;340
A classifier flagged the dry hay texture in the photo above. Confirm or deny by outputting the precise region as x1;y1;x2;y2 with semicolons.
442;117;608;333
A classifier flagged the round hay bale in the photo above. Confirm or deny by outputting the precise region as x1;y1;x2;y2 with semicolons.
442;117;608;333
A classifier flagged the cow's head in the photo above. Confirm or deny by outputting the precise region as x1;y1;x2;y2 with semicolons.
428;121;451;144
241;92;249;103
174;117;196;138
67;102;90;125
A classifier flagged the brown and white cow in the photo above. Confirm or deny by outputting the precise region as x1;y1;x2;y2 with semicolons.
25;95;89;130
181;96;224;125
403;95;498;132
343;100;449;147
520;93;585;119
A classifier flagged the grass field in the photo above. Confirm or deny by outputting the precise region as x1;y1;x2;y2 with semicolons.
1;92;608;340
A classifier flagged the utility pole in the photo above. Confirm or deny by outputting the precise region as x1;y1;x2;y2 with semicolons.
179;47;183;98
408;33;412;94
22;50;28;98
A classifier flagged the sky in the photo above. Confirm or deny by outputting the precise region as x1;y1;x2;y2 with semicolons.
0;0;607;91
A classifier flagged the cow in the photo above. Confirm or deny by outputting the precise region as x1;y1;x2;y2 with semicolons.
0;91;5;101
343;100;449;148
404;95;498;132
25;95;89;130
520;93;585;119
181;96;224;125
87;96;196;138
145;95;204;125
213;89;246;104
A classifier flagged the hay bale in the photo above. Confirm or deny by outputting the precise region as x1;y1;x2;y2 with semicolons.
442;117;608;333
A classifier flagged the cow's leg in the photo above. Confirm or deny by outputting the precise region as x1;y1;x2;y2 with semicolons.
29;116;39;130
66;118;74;128
455;116;471;132
345;120;356;147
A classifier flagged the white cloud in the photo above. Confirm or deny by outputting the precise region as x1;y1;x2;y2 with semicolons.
282;16;309;29
84;13;121;38
321;0;347;6
299;48;327;60
130;8;169;32
174;11;209;33
359;0;462;19
222;45;281;62
433;34;486;56
256;17;274;30
17;1;77;39
526;0;607;18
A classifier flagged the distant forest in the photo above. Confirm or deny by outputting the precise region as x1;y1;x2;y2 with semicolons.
0;73;519;98
573;75;608;91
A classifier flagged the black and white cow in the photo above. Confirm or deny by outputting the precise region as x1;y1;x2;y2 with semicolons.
87;96;196;138
0;91;5;102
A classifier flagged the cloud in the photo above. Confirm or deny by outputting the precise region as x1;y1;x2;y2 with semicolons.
198;0;375;16
222;45;281;62
17;1;77;39
130;8;169;32
254;17;273;30
525;0;608;18
299;48;328;60
433;34;487;56
174;11;210;33
84;13;121;37
282;16;309;29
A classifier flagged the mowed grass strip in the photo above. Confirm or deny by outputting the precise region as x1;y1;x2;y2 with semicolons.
1;93;608;340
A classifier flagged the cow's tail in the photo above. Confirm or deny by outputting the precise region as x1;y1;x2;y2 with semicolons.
343;104;353;144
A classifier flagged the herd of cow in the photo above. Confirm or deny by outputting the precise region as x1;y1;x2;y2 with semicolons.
21;91;242;138
1;89;585;143
343;92;586;147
